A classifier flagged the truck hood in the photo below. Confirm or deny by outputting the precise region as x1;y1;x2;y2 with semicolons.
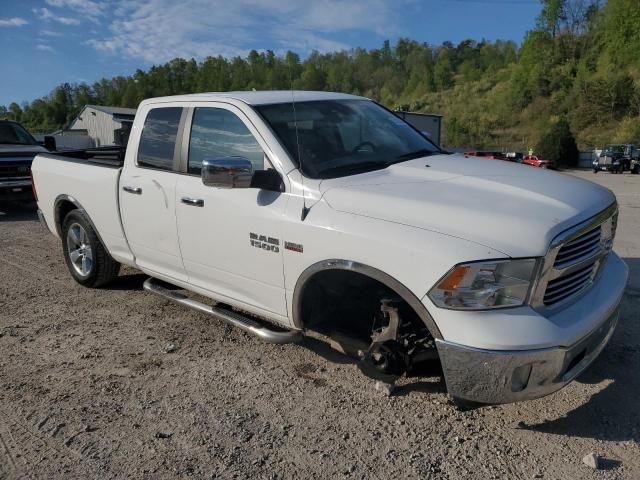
321;154;616;257
0;144;48;158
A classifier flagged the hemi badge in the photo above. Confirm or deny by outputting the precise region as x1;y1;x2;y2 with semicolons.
285;241;303;253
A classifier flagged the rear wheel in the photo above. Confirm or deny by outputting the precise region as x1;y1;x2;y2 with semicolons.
62;210;120;287
593;168;598;174
633;165;640;175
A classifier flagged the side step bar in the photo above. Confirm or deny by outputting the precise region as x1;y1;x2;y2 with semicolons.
143;277;302;344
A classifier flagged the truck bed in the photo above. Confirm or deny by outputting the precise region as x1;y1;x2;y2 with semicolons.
37;146;125;168
32;147;134;265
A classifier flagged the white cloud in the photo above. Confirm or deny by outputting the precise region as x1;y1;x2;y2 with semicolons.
41;29;63;37
33;7;81;25
88;0;403;64
36;44;56;52
45;0;106;17
0;17;28;27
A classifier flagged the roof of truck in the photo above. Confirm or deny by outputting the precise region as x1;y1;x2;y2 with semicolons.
141;90;369;106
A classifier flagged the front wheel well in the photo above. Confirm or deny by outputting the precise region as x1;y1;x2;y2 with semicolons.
293;261;442;340
292;262;442;376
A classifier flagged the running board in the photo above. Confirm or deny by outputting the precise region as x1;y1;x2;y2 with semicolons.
143;277;302;344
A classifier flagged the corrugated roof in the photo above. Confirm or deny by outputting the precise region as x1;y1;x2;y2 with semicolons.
84;105;137;116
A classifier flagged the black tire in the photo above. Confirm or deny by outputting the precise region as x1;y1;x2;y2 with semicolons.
593;168;598;174
633;165;640;175
61;209;120;287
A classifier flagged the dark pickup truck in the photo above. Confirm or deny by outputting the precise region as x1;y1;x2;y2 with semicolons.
0;120;50;201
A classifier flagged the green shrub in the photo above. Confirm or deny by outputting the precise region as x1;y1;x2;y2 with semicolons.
536;117;579;166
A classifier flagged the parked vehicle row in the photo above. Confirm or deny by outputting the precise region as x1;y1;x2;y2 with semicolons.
465;150;554;168
32;91;628;408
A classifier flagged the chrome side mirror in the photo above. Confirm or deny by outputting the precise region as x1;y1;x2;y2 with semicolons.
201;157;253;189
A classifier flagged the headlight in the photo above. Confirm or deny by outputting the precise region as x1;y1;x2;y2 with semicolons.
428;259;538;310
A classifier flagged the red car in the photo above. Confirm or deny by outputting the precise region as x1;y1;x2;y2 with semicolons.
523;155;553;168
464;151;508;161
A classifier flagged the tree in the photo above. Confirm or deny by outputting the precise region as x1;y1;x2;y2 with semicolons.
538;0;566;39
536;117;580;166
600;0;640;68
8;103;22;122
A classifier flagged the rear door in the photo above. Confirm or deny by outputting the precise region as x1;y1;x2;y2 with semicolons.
120;106;188;282
175;104;289;319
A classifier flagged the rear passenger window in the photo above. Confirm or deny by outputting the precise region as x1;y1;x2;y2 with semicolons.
137;107;182;171
188;108;265;174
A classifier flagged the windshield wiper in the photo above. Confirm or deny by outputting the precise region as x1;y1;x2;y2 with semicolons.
319;161;391;178
393;149;437;163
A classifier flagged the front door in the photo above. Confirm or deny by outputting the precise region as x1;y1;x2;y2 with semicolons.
120;106;187;282
175;105;289;319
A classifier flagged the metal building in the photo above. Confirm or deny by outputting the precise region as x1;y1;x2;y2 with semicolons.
395;111;443;146
68;105;136;147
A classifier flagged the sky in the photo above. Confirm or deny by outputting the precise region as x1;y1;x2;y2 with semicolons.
0;0;542;107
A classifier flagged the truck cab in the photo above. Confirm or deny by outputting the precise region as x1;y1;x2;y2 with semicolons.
595;144;636;173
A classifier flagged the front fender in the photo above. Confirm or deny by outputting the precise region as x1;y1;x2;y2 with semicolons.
282;201;507;335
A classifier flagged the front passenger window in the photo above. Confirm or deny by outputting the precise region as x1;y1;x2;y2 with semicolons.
188;108;265;174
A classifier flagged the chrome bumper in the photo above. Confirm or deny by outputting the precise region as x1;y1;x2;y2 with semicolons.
436;307;620;404
0;178;31;189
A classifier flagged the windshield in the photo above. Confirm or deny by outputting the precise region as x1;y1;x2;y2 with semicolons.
256;99;440;179
603;145;624;154
0;122;37;146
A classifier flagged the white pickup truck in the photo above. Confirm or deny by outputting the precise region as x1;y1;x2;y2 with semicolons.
32;91;628;407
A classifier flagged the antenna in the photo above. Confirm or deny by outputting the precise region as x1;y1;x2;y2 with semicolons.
288;62;309;221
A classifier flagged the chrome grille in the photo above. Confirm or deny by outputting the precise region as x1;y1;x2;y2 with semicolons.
553;225;601;268
0;163;31;179
544;264;594;305
534;204;617;310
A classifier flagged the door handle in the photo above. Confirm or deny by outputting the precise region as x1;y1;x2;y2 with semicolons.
122;186;142;195
181;197;204;207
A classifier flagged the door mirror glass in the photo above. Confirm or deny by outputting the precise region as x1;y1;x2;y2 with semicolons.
202;156;253;188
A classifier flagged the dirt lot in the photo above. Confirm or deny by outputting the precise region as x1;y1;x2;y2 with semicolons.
0;170;638;479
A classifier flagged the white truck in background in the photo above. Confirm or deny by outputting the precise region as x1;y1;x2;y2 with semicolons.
32;91;628;408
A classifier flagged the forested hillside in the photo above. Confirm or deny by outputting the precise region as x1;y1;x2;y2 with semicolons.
1;0;639;152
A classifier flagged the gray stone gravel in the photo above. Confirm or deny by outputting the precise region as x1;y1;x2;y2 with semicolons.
0;170;638;479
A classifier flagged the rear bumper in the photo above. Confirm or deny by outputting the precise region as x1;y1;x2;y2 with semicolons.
435;254;628;404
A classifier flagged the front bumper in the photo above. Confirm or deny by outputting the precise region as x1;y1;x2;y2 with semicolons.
594;164;618;171
0;178;32;198
434;254;628;404
437;308;618;404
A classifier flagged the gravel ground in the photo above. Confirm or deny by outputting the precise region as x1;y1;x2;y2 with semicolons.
0;170;638;479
